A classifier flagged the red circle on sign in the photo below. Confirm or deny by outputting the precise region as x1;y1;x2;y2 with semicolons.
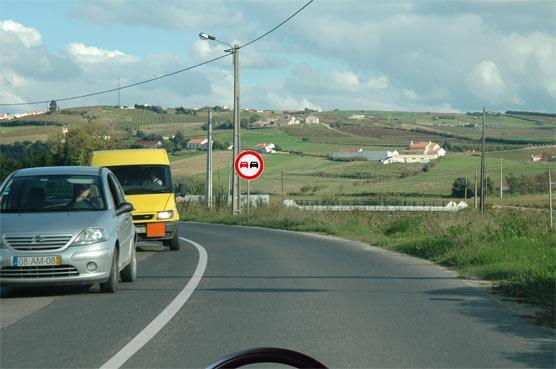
234;150;264;181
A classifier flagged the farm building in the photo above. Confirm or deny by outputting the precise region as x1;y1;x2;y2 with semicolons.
254;143;276;154
385;141;446;164
133;140;163;149
304;115;320;124
186;138;209;150
332;148;399;162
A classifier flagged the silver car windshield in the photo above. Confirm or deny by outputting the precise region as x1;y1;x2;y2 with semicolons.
0;175;106;213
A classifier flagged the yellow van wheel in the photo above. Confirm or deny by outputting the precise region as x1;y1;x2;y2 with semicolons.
169;230;180;251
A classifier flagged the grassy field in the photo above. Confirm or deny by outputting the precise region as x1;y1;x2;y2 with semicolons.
3;105;554;205
170;148;555;201
181;205;555;326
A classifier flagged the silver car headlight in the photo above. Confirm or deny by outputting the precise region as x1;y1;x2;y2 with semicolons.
157;210;174;220
71;227;107;246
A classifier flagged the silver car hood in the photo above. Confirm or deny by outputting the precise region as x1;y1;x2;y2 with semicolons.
0;212;105;235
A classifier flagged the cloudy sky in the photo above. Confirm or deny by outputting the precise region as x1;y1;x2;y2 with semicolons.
1;0;555;113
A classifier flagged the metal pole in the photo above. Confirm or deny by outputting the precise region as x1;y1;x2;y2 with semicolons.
500;159;503;198
281;169;284;204
480;107;486;214
206;109;213;209
247;180;250;221
117;77;120;107
217;167;221;207
232;45;241;214
228;159;232;207
474;168;478;208
549;167;553;229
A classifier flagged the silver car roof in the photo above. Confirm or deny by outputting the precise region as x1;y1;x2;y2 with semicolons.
12;166;103;177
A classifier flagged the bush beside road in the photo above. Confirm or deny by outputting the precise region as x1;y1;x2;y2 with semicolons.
181;204;555;326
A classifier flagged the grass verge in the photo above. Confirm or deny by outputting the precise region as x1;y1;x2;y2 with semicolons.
181;204;555;327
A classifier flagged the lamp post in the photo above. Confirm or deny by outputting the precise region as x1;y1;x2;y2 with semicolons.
199;33;241;214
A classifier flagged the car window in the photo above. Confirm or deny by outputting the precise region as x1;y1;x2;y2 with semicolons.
0;175;106;212
107;174;123;207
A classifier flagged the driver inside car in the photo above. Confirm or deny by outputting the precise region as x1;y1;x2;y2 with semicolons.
72;184;101;209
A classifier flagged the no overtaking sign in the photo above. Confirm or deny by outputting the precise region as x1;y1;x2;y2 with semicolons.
234;150;264;181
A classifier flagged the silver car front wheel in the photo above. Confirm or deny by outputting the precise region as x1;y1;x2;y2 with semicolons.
100;248;119;293
121;242;137;282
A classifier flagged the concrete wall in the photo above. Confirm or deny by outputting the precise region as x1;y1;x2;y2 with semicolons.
283;199;468;212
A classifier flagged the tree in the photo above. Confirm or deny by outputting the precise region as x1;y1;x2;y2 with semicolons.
451;177;473;198
173;131;186;149
49;100;57;114
49;123;120;165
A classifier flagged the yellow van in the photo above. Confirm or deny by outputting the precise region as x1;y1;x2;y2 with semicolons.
91;149;182;250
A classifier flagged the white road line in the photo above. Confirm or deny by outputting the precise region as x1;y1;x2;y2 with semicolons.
99;237;208;369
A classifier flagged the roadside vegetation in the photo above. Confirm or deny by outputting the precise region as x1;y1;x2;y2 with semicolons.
181;204;555;326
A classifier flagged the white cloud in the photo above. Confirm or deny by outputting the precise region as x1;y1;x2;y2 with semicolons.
403;89;419;101
2;1;555;113
330;70;360;91
367;75;390;89
502;32;556;98
465;60;519;104
66;43;139;64
0;20;41;47
265;92;321;111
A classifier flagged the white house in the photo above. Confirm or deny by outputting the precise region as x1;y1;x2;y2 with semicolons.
304;115;320;124
254;143;276;154
273;116;300;126
385;141;446;164
186;138;209;150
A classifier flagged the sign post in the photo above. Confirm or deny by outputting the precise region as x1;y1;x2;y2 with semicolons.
234;150;264;217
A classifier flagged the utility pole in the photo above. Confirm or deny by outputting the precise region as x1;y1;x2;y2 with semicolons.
228;159;232;206
500;159;503;198
232;45;241;214
474;168;478;209
217;167;221;207
549;167;553;229
117;77;121;107
247;180;250;221
198;33;241;213
281;169;285;204
464;176;468;200
206;109;213;209
479;107;486;214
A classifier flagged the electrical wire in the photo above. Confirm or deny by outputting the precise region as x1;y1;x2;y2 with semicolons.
0;0;315;106
0;54;231;106
239;0;314;50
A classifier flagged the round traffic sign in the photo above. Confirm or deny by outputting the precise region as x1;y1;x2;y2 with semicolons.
234;150;264;181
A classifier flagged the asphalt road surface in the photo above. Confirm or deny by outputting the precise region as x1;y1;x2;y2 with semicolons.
1;222;554;368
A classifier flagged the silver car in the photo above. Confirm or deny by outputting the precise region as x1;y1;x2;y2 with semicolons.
0;166;137;292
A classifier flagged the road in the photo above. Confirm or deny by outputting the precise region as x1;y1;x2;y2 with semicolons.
1;222;554;368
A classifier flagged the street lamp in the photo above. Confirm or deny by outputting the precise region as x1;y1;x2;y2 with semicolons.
199;32;241;214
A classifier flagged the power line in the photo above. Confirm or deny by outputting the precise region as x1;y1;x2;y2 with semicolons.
0;54;231;106
0;0;315;107
240;0;314;49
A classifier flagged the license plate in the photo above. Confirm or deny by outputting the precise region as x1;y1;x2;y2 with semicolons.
136;225;146;234
13;256;61;267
